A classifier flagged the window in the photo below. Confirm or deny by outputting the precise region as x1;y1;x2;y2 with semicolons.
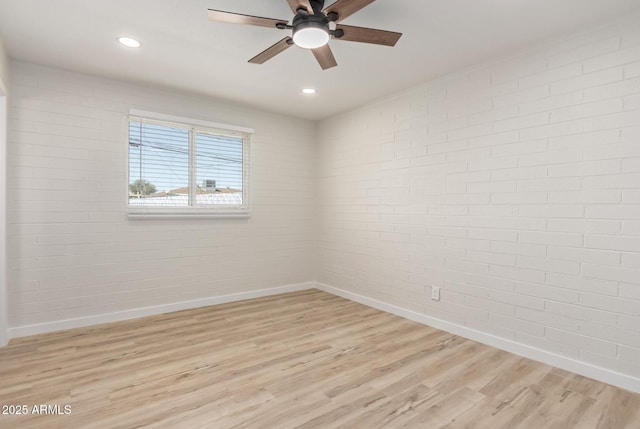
127;111;251;218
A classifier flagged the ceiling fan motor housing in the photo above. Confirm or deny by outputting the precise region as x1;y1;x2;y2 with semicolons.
292;13;330;32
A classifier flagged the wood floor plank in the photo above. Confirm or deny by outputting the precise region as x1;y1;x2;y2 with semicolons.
0;289;638;428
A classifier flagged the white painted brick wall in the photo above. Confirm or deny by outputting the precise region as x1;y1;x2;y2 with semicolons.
7;62;315;327
317;15;640;379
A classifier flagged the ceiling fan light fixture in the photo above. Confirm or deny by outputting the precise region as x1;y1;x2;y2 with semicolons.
292;22;330;49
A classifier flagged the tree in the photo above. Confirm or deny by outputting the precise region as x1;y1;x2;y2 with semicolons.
129;179;156;196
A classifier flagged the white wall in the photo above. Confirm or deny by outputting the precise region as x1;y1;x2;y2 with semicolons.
0;36;9;346
7;62;315;334
317;14;640;388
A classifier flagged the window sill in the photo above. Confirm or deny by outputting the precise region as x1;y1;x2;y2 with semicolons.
128;208;250;220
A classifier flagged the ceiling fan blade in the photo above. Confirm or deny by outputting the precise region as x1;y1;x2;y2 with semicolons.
248;37;294;64
208;9;288;29
311;44;338;70
334;24;402;46
323;0;376;22
286;0;314;14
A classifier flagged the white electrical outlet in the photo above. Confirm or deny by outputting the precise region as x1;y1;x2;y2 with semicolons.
431;286;440;301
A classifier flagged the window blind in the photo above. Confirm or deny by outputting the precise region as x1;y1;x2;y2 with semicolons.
128;118;246;209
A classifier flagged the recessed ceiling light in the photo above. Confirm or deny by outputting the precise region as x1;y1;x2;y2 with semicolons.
118;37;141;48
302;88;317;95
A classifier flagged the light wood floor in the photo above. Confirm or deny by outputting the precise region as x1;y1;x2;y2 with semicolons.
0;290;638;428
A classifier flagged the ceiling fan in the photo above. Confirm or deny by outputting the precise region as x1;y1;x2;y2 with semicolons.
207;0;402;70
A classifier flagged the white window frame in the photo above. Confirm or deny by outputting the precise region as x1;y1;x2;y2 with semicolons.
127;110;252;219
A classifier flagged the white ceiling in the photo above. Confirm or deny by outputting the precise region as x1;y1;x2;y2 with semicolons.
1;0;639;120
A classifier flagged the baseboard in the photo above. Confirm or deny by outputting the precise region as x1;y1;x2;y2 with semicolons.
315;282;640;394
7;282;314;340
